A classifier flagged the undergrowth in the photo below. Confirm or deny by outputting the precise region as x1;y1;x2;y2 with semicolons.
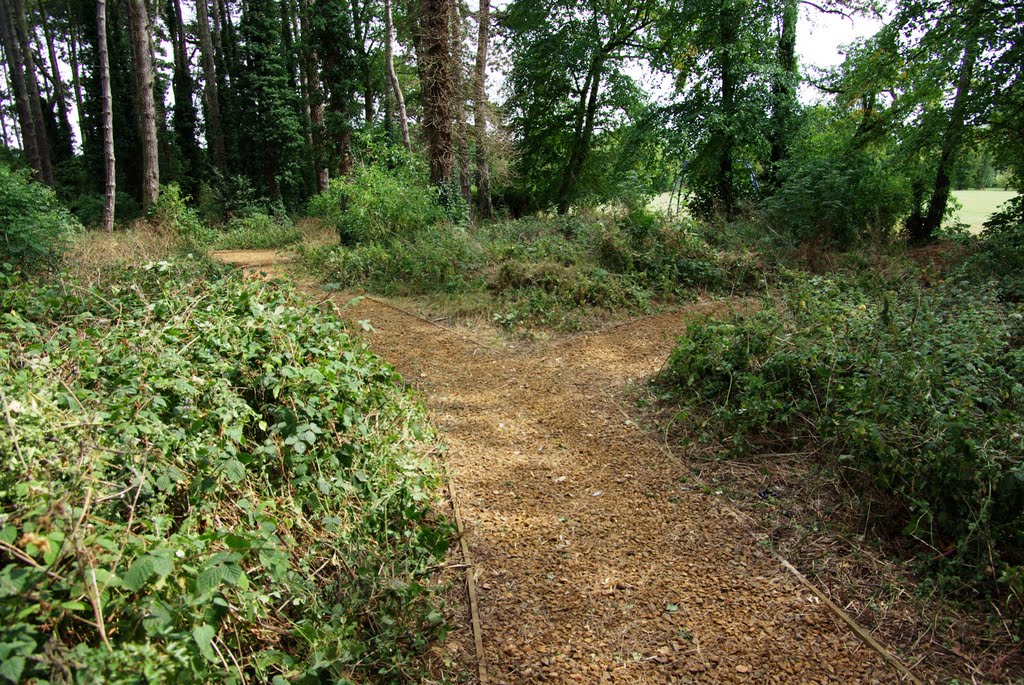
0;259;452;683
302;208;763;332
655;235;1024;617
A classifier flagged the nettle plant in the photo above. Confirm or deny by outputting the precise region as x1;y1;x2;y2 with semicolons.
0;260;452;683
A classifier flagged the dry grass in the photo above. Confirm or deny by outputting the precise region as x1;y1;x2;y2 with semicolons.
66;220;181;285
297;217;338;248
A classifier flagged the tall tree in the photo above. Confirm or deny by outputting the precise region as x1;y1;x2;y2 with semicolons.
15;0;54;183
97;0;114;230
417;0;457;186
384;0;409;150
505;0;656;213
195;0;226;172
127;0;159;208
37;0;75;161
450;0;470;204
472;0;491;217
167;0;201;195
0;0;44;176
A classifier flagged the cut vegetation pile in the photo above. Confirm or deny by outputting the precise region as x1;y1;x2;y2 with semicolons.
0;259;452;683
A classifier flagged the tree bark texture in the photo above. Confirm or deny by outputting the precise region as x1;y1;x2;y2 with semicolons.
418;0;457;185
128;0;159;208
97;0;116;231
472;0;491;218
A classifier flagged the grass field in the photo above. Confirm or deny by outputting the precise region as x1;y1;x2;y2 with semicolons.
952;189;1017;234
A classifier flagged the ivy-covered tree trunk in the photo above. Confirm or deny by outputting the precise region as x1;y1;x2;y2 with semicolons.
97;0;115;231
127;0;159;208
918;43;979;242
472;0;491;218
418;0;457;186
299;0;328;191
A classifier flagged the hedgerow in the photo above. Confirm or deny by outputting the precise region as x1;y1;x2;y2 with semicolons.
0;259;452;683
656;273;1024;604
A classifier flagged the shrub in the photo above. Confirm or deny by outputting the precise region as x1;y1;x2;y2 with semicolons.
308;162;447;244
213;212;302;250
960;195;1024;302
0;162;80;270
657;274;1024;598
0;259;452;682
149;184;215;248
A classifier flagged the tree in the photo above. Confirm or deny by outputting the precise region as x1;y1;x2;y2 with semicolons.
0;0;44;177
504;0;657;213
384;0;410;150
417;0;457;187
127;0;158;208
96;0;113;230
195;0;226;173
472;0;490;217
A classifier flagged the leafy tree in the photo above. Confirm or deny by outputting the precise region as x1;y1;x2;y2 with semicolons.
503;0;657;213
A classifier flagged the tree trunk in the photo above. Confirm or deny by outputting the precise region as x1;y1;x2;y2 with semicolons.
918;43;979;242
767;0;797;188
65;0;86;121
97;0;115;231
0;0;42;176
418;0;456;186
195;0;226;172
716;0;739;218
450;0;470;205
299;0;328;190
384;0;410;150
38;0;73;156
472;0;491;218
128;0;159;208
556;55;603;214
12;0;52;181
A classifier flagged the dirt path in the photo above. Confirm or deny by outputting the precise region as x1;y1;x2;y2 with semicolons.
215;253;907;683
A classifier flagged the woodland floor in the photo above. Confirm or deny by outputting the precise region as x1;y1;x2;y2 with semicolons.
213;249;919;684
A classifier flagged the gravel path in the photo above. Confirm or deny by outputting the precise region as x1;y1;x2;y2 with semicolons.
214;251;906;683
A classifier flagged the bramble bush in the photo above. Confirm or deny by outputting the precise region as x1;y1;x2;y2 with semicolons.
656;272;1024;605
0;162;80;270
212;212;303;250
0;259;452;683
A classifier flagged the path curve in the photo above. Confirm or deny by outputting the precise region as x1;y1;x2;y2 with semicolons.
216;253;907;684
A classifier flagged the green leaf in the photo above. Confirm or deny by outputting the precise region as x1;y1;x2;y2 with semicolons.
192;624;217;662
123;556;156;592
0;656;25;683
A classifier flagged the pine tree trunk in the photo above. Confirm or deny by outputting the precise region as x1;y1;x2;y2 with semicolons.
384;0;410;150
919;43;979;242
66;0;85;120
450;0;470;205
37;0;73;156
195;0;226;172
128;0;159;208
0;0;41;176
472;0;491;218
97;0;115;231
15;0;53;183
418;0;456;186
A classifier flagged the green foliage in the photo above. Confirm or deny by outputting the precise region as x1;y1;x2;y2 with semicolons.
765;108;911;246
212;212;303;250
960;195;1024;302
0;162;80;270
149;184;216;248
0;259;452;682
308;161;448;244
657;273;1024;601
